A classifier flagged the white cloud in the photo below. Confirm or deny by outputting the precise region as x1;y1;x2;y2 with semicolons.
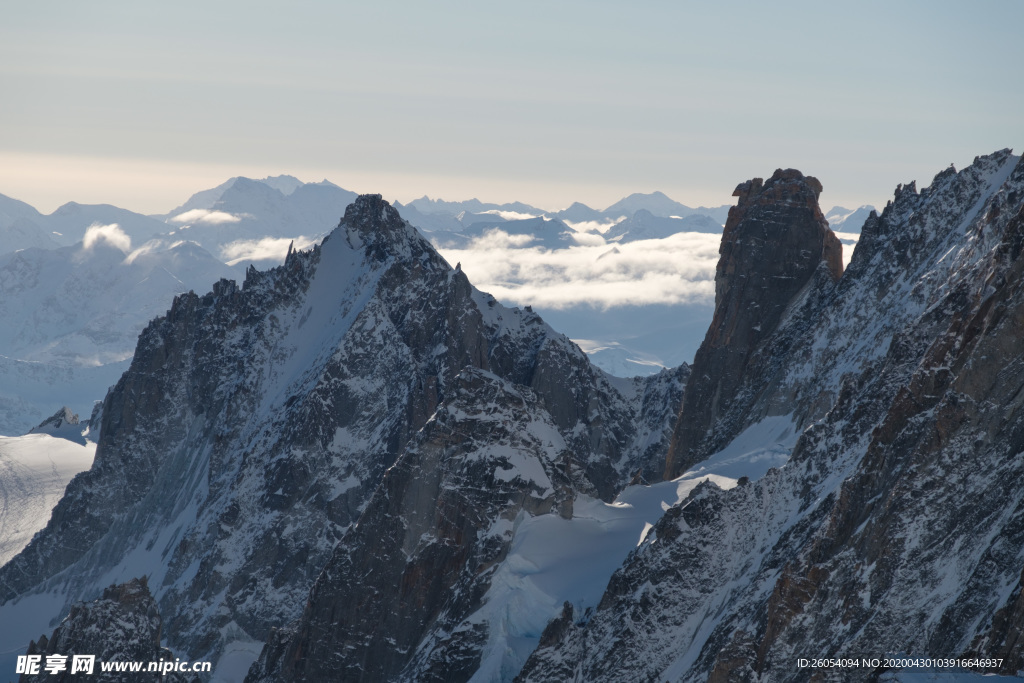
170;209;243;225
437;231;720;310
220;235;318;265
467;229;536;249
567;231;606;247
479;210;538;221
82;223;131;252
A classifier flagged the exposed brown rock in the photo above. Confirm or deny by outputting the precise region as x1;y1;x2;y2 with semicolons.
666;169;842;478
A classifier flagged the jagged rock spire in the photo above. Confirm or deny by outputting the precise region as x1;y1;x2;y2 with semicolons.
665;169;842;478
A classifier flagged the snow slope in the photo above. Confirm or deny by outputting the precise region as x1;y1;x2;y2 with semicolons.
0;433;95;566
469;414;798;681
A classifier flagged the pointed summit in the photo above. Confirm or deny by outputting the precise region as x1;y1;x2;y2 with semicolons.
604;190;690;218
338;194;424;261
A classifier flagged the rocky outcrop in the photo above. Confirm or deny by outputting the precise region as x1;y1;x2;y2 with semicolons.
520;150;1024;682
28;407;79;433
666;169;842;478
19;578;191;683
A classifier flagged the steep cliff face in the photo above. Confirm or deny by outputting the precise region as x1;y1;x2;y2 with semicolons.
520;150;1024;682
247;365;693;683
666;169;842;478
248;368;580;683
0;195;684;675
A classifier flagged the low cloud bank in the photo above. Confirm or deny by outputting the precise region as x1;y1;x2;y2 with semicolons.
437;230;721;310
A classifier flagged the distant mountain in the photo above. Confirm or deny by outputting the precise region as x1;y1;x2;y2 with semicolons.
403;195;544;216
825;204;876;233
0;193;169;255
44;202;171;245
0;236;234;434
603;190;694;217
0;179;732;394
253;174;304;196
158;174;306;218
552;201;606;223
161;176;358;269
605;210;722;242
428;215;578;250
603;190;731;224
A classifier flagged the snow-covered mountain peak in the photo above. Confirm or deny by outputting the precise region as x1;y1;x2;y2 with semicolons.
603;190;686;217
255;174;303;196
338;193;433;262
0;185;691;679
847;148;1018;280
29;406;78;431
165;176;292;218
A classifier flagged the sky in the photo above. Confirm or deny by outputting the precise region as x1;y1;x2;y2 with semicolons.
1;0;1022;215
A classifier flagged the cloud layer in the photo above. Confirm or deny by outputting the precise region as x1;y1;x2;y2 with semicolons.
438;225;859;310
170;209;243;225
437;229;721;310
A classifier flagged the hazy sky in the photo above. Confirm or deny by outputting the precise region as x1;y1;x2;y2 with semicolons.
1;1;1021;214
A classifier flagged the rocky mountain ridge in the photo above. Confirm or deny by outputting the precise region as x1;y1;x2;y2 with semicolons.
5;151;1021;682
519;150;1024;681
0;176;736;437
0;195;686;679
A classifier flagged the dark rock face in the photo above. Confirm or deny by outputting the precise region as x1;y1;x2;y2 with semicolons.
19;578;191;683
248;368;585;683
519;150;1024;682
666;169;842;478
0;195;685;676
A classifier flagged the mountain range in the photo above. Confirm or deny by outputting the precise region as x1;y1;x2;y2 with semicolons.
0;150;1020;682
0;180;769;435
